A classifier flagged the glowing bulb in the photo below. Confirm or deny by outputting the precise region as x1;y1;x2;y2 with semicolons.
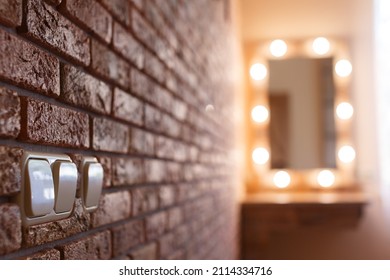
312;37;330;55
205;104;215;112
336;102;354;120
273;171;291;188
270;39;287;57
338;145;356;163
317;170;335;187
249;63;267;81
252;147;269;165
335;59;352;77
251;105;269;123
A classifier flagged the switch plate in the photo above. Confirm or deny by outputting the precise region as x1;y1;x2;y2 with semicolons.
81;157;103;213
16;152;78;227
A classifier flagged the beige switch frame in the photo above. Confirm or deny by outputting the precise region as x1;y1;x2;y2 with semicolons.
16;151;77;227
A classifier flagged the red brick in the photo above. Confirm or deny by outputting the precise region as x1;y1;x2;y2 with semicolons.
159;185;176;208
26;249;61;260
144;50;165;84
91;191;131;227
93;118;129;153
23;98;89;148
100;0;131;27
0;0;22;27
91;39;131;90
0;146;22;196
128;242;157;260
145;105;163;132
145;211;167;241
0;30;59;96
97;157;111;188
0;87;20;138
144;159;166;183
131;68;153;97
167;207;183;230
173;99;188;121
132;10;154;52
132;187;159;216
129;128;154;155
23;0;90;66
61;64;112;114
61;0;112;43
113;22;143;68
113;88;143;126
0;204;21;255
24;199;90;247
112;158;144;186
62;231;112;259
158;232;175;258
111;220;144;256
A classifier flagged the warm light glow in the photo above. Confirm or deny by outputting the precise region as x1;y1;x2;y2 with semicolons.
312;37;330;55
252;147;269;165
251;105;269;123
336;102;354;120
249;63;267;81
317;170;335;187
273;171;291;188
270;39;287;57
338;145;356;163
335;59;352;77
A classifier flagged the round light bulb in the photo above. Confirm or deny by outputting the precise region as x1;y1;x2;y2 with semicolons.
249;63;267;81
273;171;291;188
252;147;269;165
312;37;330;55
270;39;287;57
338;145;356;163
335;59;352;77
336;102;354;120
317;170;335;187
251;105;269;123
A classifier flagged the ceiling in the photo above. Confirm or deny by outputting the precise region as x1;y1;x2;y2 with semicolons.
239;0;371;41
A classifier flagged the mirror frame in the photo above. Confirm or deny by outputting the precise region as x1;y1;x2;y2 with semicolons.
246;37;357;192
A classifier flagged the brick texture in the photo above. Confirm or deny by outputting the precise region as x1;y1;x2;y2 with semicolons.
0;29;59;96
0;0;239;260
0;0;22;27
0;87;20;138
24;0;90;66
0;204;22;255
23;98;90;148
61;64;112;114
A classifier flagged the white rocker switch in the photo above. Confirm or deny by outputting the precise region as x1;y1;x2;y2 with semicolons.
25;159;55;217
83;161;104;212
52;161;78;213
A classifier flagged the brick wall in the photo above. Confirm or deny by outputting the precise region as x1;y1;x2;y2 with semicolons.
0;0;240;259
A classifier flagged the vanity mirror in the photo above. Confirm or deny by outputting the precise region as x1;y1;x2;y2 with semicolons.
247;37;356;190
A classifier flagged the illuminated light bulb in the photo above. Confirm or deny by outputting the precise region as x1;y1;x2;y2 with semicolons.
336;102;354;120
270;39;288;57
273;171;291;188
335;59;352;77
312;37;330;55
249;63;267;81
338;145;356;163
252;147;269;165
317;170;335;187
251;105;269;123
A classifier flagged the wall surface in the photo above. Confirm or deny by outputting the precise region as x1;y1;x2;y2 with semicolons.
0;0;241;260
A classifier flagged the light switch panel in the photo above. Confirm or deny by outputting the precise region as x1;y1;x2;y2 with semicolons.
82;158;104;212
17;151;79;227
52;161;77;213
25;159;55;217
